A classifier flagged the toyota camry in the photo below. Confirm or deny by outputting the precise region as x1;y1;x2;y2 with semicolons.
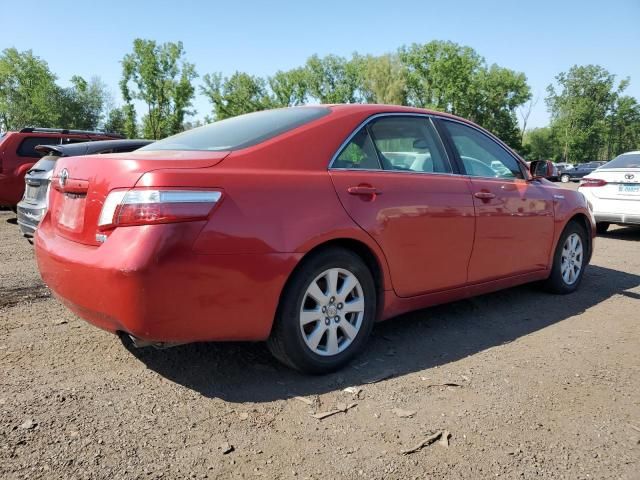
35;105;595;373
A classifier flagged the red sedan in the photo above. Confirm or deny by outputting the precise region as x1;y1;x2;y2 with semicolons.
35;105;595;373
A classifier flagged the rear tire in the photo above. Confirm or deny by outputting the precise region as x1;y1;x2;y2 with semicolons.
560;174;570;183
596;222;610;235
543;221;588;294
267;248;376;374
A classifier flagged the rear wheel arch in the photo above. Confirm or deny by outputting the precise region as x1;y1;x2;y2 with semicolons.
268;240;382;372
275;238;387;329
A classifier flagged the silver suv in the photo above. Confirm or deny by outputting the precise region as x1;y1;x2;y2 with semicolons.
17;139;152;237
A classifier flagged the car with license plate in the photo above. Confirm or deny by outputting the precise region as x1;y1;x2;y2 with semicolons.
0;128;123;209
35;105;595;373
578;151;640;233
17;139;153;238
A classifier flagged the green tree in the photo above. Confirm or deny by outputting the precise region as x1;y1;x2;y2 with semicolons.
58;76;109;130
606;95;640;157
268;68;309;107
304;54;362;103
201;72;273;120
546;65;620;162
399;41;483;114
356;53;407;105
523;127;561;161
0;48;61;131
103;107;128;135
398;41;530;148
474;65;531;148
120;39;197;139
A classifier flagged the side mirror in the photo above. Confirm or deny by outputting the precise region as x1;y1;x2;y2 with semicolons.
530;160;556;180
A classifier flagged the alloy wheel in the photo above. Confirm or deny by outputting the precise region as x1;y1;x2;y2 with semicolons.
560;233;583;285
299;268;365;356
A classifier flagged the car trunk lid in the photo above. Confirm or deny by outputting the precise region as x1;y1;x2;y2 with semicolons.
585;168;640;199
48;150;229;245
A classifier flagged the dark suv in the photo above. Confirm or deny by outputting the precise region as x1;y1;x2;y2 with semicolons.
0;128;123;208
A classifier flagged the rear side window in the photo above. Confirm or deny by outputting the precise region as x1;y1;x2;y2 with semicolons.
17;137;61;157
442;120;524;179
333;128;381;169
141;107;330;153
602;153;640;169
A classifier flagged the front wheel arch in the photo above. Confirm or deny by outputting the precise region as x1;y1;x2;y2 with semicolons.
566;213;593;264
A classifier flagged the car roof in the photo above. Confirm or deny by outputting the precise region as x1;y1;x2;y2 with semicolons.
327;103;466;121
35;139;153;157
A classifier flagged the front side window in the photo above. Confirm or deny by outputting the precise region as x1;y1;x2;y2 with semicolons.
442;121;524;179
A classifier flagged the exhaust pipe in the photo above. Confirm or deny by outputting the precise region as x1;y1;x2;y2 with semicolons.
121;332;183;349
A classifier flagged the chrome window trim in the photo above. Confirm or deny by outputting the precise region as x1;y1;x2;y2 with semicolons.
328;112;457;176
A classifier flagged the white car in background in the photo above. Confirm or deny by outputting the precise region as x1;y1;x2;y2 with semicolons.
579;151;640;233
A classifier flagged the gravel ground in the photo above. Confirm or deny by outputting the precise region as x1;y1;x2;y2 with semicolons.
1;185;639;479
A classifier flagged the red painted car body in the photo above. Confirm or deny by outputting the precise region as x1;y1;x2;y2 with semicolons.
35;105;595;345
0;129;121;207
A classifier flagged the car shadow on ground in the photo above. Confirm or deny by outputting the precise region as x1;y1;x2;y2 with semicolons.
124;264;640;403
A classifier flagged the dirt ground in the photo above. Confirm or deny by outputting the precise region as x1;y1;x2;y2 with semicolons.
1;184;639;479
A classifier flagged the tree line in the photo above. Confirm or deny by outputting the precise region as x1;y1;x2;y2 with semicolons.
1;39;639;162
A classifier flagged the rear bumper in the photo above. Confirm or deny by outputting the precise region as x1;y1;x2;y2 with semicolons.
16;202;45;237
35;220;302;342
594;212;640;225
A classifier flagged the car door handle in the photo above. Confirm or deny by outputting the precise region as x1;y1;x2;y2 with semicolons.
473;192;496;200
347;185;381;196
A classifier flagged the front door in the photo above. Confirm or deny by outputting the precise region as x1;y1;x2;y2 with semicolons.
438;119;555;283
329;115;475;297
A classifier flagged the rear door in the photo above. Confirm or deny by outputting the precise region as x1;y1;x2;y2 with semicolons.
438;119;555;283
330;114;475;297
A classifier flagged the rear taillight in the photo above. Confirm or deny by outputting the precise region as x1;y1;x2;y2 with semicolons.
580;178;607;187
98;189;222;229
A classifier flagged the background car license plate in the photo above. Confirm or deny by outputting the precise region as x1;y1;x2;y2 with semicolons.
618;184;640;194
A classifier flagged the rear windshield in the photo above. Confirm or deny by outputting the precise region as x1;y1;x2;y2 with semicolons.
141;107;330;152
602;153;640;169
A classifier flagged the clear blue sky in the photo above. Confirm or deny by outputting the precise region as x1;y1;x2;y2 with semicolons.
2;0;639;128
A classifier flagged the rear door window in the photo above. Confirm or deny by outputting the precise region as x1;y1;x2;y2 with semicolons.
368;117;452;173
17;137;61;157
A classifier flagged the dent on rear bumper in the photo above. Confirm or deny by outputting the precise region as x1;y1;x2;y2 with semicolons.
36;222;303;342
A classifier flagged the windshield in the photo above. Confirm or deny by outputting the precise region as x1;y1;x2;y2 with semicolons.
602;153;640;169
141;107;330;153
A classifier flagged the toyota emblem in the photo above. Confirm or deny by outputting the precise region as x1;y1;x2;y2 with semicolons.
59;168;69;188
625;173;635;180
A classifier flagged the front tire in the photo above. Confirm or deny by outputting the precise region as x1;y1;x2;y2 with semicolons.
560;174;570;183
543;221;588;294
267;248;376;374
